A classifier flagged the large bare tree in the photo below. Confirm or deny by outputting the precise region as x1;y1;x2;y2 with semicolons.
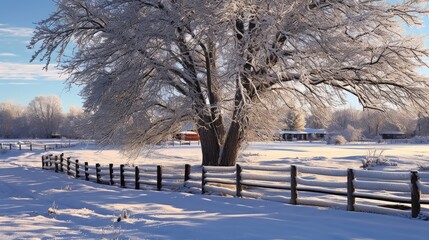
30;0;429;165
27;95;63;138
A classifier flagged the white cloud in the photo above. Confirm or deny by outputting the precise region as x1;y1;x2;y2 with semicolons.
0;26;34;37
0;62;68;81
0;53;17;57
0;82;35;86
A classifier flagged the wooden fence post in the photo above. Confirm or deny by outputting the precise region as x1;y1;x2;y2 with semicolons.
96;163;101;184
135;166;140;189
120;164;125;188
60;153;64;172
54;155;59;172
41;155;45;169
75;160;80;178
236;164;242;197
66;157;70;175
109;163;114;185
290;165;298;205
48;154;52;168
411;171;421;218
85;162;89;181
184;164;191;182
201;167;206;194
157;165;162;191
347;169;355;211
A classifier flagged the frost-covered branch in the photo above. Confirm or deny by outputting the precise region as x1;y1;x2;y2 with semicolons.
30;0;429;165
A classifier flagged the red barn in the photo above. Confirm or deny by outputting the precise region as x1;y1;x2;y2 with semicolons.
175;131;200;141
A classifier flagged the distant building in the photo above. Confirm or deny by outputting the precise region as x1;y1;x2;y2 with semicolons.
175;123;200;141
380;131;405;140
50;133;62;139
278;128;327;141
175;131;200;141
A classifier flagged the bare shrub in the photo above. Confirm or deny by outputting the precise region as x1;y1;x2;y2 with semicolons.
327;135;347;145
417;164;429;171
361;149;397;170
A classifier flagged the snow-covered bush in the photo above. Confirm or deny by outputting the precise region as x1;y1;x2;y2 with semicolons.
417;164;429;171
410;136;429;144
116;209;129;222
361;149;397;170
327;135;347;145
63;184;72;191
48;201;58;215
342;125;362;142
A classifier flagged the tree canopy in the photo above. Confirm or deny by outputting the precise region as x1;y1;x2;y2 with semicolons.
30;0;429;165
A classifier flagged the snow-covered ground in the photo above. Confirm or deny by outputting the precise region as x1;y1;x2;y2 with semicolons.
46;141;429;171
1;141;429;239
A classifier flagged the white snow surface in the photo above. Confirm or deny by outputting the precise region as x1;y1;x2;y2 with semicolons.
1;141;429;239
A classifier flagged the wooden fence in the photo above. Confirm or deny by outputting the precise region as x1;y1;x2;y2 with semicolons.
1;142;79;151
42;153;191;191
42;154;429;219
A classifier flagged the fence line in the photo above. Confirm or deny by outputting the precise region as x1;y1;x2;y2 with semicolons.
1;142;80;151
41;153;429;219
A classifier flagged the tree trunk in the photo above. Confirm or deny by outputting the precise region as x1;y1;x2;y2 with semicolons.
198;126;222;166
218;89;249;166
218;121;244;166
197;109;226;166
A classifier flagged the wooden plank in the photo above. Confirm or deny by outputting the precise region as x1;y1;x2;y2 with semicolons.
347;169;355;211
290;165;298;205
236;164;242;197
241;165;291;172
411;171;420;218
157;165;162;191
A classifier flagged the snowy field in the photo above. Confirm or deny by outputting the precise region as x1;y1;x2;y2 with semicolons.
45;141;429;171
1;141;429;239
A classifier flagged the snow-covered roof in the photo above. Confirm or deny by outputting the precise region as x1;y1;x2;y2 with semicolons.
177;131;198;135
380;131;404;135
304;128;327;134
279;128;327;134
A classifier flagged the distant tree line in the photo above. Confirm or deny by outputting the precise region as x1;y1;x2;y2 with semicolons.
0;96;87;139
280;107;429;142
1;95;428;143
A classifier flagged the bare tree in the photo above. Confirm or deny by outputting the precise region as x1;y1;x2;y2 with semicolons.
307;106;332;129
359;109;416;138
384;110;416;135
30;0;429;165
27;96;63;138
0;102;26;138
342;124;362;142
416;113;429;136
329;108;361;133
285;110;306;131
59;106;86;138
360;110;385;138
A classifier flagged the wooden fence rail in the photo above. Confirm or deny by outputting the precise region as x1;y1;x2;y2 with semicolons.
1;142;80;151
41;154;429;219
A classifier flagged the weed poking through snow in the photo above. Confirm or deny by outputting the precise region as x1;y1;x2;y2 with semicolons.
116;209;129;222
361;149;397;170
48;201;58;215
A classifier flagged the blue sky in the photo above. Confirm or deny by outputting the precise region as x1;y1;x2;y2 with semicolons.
0;0;82;111
0;1;428;112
